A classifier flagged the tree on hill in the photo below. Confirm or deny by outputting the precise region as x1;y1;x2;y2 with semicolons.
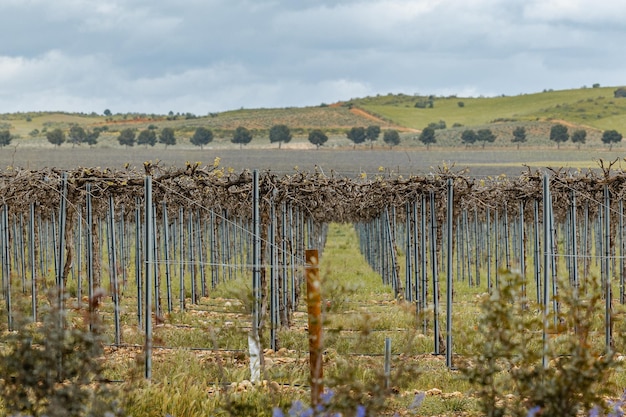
383;129;400;148
69;125;86;147
476;129;496;148
47;128;66;147
0;130;12;147
511;126;527;149
103;109;112;116
365;125;381;149
117;128;136;148
602;129;623;150
190;127;213;149
84;129;100;147
232;126;253;149
419;127;436;149
428;120;446;130
571;129;587;149
269;124;292;149
346;127;366;149
549;124;569;149
137;129;157;148
461;129;477;147
415;97;434;108
308;129;328;149
159;127;176;148
614;87;626;98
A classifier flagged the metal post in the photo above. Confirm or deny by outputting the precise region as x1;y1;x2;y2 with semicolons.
144;176;153;379
405;202;413;302
2;205;13;331
384;337;392;390
604;185;612;351
86;185;95;329
56;173;68;313
445;178;454;368
534;200;541;304
179;207;185;311
474;208;480;286
76;212;82;305
572;191;579;297
188;212;196;304
519;202;525;295
250;170;262;383
420;194;427;333
281;201;289;325
162;202;172;313
29;203;37;321
487;208;492;292
542;174;550;369
108;196;121;346
134;198;142;327
618;198;626;304
270;198;278;351
430;191;440;354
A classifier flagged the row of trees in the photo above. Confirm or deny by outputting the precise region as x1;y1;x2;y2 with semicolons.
116;124;399;150
345;125;401;149
416;123;623;150
117;127;177;149
549;124;623;150
34;122;622;150
31;121;407;150
116;124;294;149
45;126;103;147
460;129;496;148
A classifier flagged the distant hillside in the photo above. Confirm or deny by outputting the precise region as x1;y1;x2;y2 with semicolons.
351;86;626;133
1;106;397;140
1;86;625;149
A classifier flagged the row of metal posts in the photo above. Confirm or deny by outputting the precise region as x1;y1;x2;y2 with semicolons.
355;175;620;368
1;170;326;381
3;172;621;374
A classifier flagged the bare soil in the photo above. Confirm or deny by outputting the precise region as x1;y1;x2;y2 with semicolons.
2;145;624;178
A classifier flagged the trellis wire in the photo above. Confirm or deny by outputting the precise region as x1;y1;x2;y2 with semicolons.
5;167;626;376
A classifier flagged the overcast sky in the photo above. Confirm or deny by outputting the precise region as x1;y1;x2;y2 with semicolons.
0;0;624;115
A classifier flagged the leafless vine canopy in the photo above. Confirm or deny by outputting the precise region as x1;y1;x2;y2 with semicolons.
1;160;624;223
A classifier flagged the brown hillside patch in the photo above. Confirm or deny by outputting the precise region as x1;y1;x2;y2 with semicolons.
349;107;418;132
349;107;388;124
548;118;602;132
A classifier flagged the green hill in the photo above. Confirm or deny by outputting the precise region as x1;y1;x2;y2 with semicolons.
1;86;625;149
351;86;626;133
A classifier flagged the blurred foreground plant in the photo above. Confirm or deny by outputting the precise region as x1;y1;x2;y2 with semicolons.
461;271;617;417
0;290;123;417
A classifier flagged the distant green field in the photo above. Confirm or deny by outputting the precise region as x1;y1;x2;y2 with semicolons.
355;87;626;133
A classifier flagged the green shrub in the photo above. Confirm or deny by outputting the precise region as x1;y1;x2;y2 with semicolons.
460;271;617;417
0;292;123;417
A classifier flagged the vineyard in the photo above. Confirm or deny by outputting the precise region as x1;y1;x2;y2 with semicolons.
2;161;626;415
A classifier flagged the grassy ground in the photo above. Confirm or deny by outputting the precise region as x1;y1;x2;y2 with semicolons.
3;221;625;416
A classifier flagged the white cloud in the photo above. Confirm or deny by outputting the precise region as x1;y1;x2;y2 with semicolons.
0;0;624;114
524;0;626;23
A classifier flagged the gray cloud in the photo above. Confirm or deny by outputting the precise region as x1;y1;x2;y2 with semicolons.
0;0;624;114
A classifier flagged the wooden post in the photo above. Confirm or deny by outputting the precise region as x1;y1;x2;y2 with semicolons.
306;249;323;405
